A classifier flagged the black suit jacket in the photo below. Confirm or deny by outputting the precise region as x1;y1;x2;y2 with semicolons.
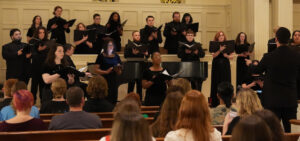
257;45;300;108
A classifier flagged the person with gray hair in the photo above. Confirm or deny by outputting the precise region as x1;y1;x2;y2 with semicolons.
48;87;102;130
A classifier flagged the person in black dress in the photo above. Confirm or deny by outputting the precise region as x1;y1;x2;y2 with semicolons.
124;31;149;100
40;78;69;113
178;30;205;91
29;26;49;102
105;12;123;52
47;6;70;45
140;16;162;54
290;30;300;100
83;75;114;112
94;38;122;105
163;12;184;54
74;23;94;54
142;52;172;106
27;15;42;43
86;13;106;54
235;32;250;90
2;29;32;84
42;42;75;104
209;31;233;107
181;13;193;41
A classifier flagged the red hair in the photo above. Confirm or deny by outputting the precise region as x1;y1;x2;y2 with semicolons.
214;31;227;41
13;90;34;111
176;90;213;141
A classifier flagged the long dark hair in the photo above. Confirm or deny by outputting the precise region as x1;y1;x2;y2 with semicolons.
217;82;234;108
33;26;48;40
181;13;193;24
235;32;249;45
45;41;68;67
291;30;300;43
107;12;121;25
31;15;42;29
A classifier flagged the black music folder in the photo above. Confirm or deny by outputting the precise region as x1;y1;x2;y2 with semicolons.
209;40;235;53
74;29;97;42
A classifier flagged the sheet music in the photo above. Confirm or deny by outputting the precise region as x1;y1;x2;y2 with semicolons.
78;66;87;72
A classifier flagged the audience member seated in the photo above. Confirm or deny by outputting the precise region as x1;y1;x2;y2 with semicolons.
231;115;272;141
0;79;18;110
165;90;222;141
48;87;102;130
0;90;46;131
223;88;263;135
113;95;142;115
211;82;235;125
172;78;192;94
100;100;155;141
125;92;142;107
254;110;284;141
242;60;263;99
83;76;114;112
0;81;39;121
40;78;69;113
151;86;184;137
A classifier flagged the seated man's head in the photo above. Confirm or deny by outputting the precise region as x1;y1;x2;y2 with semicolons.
51;78;67;99
66;87;85;109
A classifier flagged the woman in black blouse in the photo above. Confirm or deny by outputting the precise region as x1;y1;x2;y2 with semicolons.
47;6;70;45
142;52;172;106
74;23;94;54
235;32;250;90
94;38;122;105
41;42;75;104
27;15;42;43
105;12;123;52
29;26;49;102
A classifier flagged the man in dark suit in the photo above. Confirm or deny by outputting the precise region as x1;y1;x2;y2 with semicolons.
257;27;300;132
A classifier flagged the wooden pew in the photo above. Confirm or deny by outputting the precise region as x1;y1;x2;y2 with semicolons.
0;128;111;141
43;117;155;129
141;106;160;111
40;111;158;120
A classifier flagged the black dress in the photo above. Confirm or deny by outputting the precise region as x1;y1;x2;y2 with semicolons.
73;30;95;54
29;39;49;101
163;21;184;54
2;41;31;83
42;64;70;104
140;25;162;54
106;22;122;52
210;52;231;107
47;16;70;45
95;53;121;105
235;43;250;89
27;27;36;38
142;68;167;106
86;23;106;54
40;101;69;113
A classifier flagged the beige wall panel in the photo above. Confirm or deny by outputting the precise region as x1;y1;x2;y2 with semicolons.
122;11;138;28
23;9;50;26
2;8;19;25
206;12;224;28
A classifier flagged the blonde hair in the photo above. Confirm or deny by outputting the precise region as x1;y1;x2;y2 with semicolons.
51;78;67;99
236;89;263;117
172;78;192;94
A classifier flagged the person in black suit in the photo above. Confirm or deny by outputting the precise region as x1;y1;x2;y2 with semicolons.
267;26;279;53
86;13;106;54
163;12;184;54
140;16;162;54
47;6;70;45
256;27;300;132
2;29;31;84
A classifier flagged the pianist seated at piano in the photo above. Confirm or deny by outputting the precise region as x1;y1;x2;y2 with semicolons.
177;29;205;91
142;52;172;106
94;38;122;105
124;31;149;100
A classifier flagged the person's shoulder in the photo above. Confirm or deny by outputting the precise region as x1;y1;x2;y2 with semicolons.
2;42;12;48
165;129;190;141
1;105;13;112
210;128;222;141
